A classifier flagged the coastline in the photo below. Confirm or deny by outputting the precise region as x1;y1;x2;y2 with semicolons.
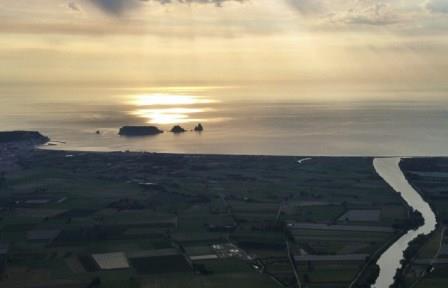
38;145;448;160
38;143;441;158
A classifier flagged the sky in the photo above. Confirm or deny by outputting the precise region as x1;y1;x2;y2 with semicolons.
0;0;448;90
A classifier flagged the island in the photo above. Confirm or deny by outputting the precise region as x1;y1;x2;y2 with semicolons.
170;125;186;133
119;126;163;136
194;123;204;132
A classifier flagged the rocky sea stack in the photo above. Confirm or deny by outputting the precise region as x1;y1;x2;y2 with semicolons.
0;131;49;144
119;126;163;136
194;123;204;132
170;125;186;133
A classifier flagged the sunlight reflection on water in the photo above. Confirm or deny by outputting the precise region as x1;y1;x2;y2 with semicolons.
128;93;219;124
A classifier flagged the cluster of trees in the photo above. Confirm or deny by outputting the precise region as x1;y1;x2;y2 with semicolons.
87;277;101;288
392;233;432;288
352;265;380;288
0;172;5;188
393;209;424;231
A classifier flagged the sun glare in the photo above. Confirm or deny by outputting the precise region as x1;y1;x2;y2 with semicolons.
132;94;217;106
132;107;210;124
129;93;218;124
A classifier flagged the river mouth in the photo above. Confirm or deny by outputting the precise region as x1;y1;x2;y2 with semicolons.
371;158;437;288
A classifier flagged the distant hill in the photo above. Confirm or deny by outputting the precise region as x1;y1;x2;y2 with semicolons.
0;131;49;144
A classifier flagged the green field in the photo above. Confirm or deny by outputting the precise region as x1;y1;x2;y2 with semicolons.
0;150;411;287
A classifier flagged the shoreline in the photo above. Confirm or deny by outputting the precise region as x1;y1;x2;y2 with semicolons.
37;144;447;159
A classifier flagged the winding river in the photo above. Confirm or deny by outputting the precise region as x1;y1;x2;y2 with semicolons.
372;158;437;288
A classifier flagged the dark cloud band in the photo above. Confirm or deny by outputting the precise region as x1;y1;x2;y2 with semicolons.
427;0;448;14
89;0;245;15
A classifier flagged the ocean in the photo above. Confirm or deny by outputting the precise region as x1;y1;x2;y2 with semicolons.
1;85;448;156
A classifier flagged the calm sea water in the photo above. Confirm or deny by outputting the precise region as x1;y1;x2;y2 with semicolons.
1;85;448;156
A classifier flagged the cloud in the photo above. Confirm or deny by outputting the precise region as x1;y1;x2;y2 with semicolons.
84;0;423;27
68;2;81;11
89;0;142;15
87;0;245;16
427;0;448;13
336;1;401;26
285;0;325;15
153;0;244;6
286;0;406;26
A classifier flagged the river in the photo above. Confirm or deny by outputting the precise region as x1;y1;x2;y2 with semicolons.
372;157;437;288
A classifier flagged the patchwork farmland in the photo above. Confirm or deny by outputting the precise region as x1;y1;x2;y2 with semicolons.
0;148;416;287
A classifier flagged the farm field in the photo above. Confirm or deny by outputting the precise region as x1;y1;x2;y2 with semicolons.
0;147;412;287
398;158;448;288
